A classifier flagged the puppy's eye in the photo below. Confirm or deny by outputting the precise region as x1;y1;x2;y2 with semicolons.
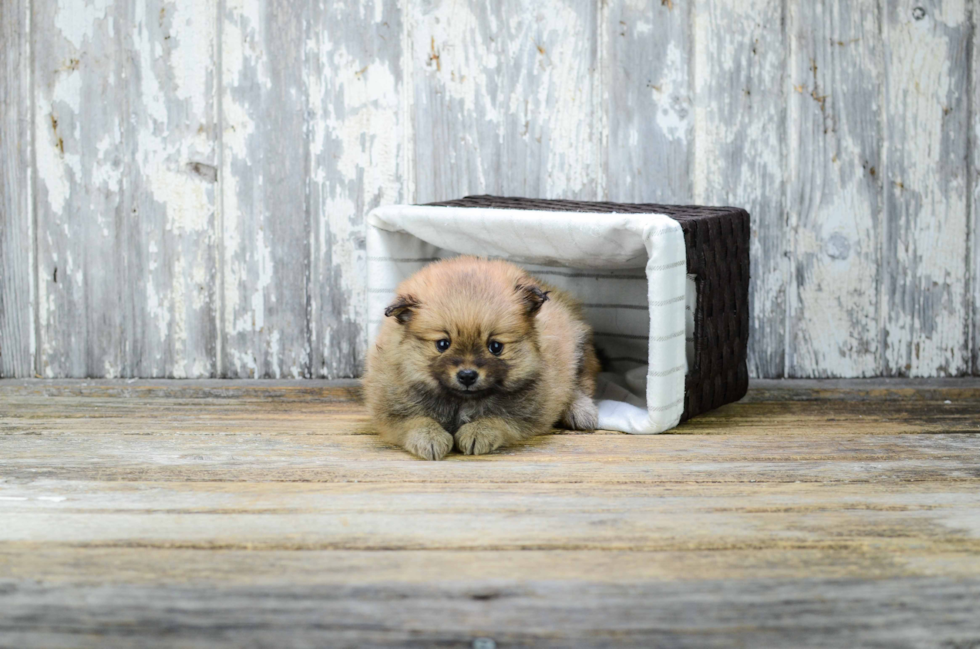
436;339;451;353
488;340;504;356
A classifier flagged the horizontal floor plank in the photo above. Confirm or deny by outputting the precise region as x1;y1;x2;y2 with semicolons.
1;432;979;484
1;480;979;554
1;379;979;646
3;578;979;649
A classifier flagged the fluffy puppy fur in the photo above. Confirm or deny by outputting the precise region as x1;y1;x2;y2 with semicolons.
364;256;601;460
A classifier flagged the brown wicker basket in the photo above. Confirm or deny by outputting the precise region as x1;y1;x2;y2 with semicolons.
426;195;750;423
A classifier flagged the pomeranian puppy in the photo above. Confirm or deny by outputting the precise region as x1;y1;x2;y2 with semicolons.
364;256;601;460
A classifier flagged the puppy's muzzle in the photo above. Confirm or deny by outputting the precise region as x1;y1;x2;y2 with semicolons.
456;369;479;387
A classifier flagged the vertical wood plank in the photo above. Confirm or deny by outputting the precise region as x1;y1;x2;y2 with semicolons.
882;0;970;376
604;0;692;203
32;0;218;378
220;0;309;378
786;0;882;377
972;0;979;376
693;0;787;378
0;0;34;377
410;0;599;203
307;0;402;378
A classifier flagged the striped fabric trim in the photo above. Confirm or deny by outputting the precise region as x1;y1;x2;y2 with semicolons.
368;256;440;263
647;397;685;412
605;356;648;365
646;260;687;272
582;303;648;310
649;295;686;307
526;269;647;281
369;258;684;272
647;364;686;377
594;332;648;341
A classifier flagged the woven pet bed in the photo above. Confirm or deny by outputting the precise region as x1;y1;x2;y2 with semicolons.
366;195;749;434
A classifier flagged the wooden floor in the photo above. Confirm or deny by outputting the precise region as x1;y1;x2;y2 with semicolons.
1;379;979;648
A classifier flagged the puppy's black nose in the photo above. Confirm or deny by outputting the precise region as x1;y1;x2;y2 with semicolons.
456;369;479;387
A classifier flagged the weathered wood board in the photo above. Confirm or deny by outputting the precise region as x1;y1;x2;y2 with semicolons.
220;0;403;379
307;0;403;378
0;0;33;378
31;0;219;379
1;379;979;646
220;0;309;379
972;0;979;377
693;0;788;379
881;0;971;377
1;0;979;379
787;0;882;377
409;0;600;202
604;0;692;204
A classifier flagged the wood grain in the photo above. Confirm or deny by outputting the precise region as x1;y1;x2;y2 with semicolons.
882;0;971;377
1;379;979;646
787;0;882;377
308;0;403;378
409;0;600;202
3;0;980;380
220;0;309;378
0;0;33;377
2;577;978;648
972;0;979;376
604;0;692;203
32;0;218;379
693;0;788;379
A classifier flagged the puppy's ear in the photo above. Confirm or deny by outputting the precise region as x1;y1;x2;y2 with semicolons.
384;294;420;324
516;284;550;317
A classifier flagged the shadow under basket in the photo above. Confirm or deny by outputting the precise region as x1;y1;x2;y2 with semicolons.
366;195;750;434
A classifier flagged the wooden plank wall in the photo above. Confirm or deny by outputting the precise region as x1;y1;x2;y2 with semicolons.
0;0;977;379
0;0;34;378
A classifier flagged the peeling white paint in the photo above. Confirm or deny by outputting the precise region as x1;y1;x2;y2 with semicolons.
14;0;979;380
413;0;597;201
311;45;399;369
169;0;215;123
652;42;690;142
53;0;111;49
35;62;85;216
973;1;980;374
694;0;787;378
34;99;70;216
883;2;969;376
785;0;882;378
532;3;596;198
417;1;500;121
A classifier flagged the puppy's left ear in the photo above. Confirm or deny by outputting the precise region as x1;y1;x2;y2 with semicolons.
516;284;550;317
384;294;420;324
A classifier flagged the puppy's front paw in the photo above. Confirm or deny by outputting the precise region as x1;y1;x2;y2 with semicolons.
403;424;454;461
560;393;599;431
454;420;507;456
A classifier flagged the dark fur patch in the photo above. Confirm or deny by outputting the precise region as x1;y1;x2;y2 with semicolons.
404;381;462;431
428;344;512;396
593;343;610;372
516;284;550;316
403;372;543;434
384;294;420;324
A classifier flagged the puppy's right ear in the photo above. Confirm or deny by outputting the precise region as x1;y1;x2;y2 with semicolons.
384;294;420;324
516;284;550;317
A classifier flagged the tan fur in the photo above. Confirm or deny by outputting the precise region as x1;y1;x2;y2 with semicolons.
364;256;600;460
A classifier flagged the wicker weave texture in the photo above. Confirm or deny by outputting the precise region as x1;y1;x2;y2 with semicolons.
425;195;750;422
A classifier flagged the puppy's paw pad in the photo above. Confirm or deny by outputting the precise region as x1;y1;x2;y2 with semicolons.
405;427;453;461
454;423;505;456
560;394;599;431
